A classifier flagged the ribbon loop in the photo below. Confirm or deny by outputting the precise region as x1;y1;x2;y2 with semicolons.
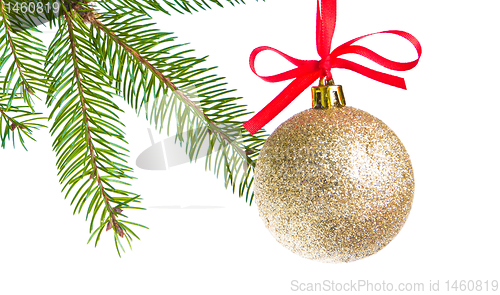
243;0;422;135
249;47;319;83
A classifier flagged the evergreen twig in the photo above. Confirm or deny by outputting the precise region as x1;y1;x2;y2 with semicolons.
0;0;48;148
1;0;268;254
91;17;248;162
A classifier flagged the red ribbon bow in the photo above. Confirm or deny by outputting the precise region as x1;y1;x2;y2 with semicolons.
243;0;422;135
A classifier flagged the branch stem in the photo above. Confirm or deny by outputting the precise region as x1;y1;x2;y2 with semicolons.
0;0;35;96
63;7;119;231
90;17;249;163
0;108;15;125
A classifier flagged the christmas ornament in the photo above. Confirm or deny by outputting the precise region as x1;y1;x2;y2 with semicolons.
255;79;414;262
244;0;422;262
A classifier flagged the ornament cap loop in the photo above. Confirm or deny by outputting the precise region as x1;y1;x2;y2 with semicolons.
312;79;346;109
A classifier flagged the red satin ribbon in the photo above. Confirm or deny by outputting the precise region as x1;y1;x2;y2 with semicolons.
243;0;422;135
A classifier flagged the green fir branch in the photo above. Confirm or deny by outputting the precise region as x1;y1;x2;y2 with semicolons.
1;0;268;255
0;0;49;148
0;0;49;104
45;3;145;255
160;0;249;14
90;2;267;203
0;92;45;149
110;0;258;15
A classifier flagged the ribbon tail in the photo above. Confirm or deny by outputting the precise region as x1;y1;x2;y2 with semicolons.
332;59;407;89
243;72;320;135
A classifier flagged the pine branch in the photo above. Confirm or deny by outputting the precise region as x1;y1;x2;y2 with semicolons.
90;2;267;203
91;16;248;161
0;0;49;148
0;0;50;102
109;0;258;15
0;91;45;148
0;2;33;97
160;0;250;14
45;3;146;255
1;0;268;255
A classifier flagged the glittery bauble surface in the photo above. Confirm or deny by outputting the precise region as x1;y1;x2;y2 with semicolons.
255;106;414;263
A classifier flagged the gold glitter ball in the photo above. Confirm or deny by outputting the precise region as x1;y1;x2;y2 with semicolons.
255;106;414;263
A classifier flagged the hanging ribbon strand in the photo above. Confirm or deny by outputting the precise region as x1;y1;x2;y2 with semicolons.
243;0;422;135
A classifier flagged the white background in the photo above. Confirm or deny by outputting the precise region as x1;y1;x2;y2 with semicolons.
1;0;500;294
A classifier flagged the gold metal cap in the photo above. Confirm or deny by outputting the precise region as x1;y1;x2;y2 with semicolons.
312;78;346;109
